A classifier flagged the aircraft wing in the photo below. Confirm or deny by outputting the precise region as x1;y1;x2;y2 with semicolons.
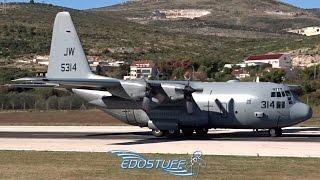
11;77;121;89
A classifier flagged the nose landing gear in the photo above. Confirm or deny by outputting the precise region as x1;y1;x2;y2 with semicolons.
268;128;283;137
151;129;180;137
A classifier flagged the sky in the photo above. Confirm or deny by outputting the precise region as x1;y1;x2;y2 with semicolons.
7;0;128;9
282;0;320;9
6;0;320;10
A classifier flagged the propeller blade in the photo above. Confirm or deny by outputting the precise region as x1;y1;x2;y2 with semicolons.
186;101;194;114
142;97;151;112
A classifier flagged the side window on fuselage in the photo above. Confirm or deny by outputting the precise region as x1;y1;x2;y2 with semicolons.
276;101;281;108
276;101;286;109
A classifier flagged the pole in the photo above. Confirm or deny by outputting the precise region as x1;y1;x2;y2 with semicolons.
2;0;4;14
190;65;195;81
314;65;317;80
3;0;6;15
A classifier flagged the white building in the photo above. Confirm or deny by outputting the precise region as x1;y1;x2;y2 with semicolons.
155;9;211;19
124;60;156;80
34;55;49;66
232;69;250;79
287;26;320;36
108;61;125;67
245;54;292;69
224;63;246;69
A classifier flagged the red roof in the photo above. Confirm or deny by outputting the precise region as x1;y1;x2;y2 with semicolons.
246;54;284;61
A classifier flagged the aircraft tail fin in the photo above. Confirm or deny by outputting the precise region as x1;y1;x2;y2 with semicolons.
47;12;93;79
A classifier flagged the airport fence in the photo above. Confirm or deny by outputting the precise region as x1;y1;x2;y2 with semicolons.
0;93;91;111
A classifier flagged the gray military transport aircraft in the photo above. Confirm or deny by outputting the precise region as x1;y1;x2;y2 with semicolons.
12;12;313;137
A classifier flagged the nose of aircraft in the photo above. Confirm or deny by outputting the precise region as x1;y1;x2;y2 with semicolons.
290;102;313;123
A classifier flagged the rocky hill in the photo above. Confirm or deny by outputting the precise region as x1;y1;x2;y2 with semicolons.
0;1;320;70
97;0;320;37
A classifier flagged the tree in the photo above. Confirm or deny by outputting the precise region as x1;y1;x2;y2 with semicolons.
172;67;184;80
30;0;35;4
261;69;286;83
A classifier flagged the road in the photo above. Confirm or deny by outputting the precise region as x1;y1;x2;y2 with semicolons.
0;126;319;157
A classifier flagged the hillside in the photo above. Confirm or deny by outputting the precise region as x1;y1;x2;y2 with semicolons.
0;1;320;79
97;0;320;37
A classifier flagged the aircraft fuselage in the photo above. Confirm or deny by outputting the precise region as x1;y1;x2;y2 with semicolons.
74;81;312;132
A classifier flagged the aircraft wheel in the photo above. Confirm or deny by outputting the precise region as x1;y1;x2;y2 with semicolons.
275;128;283;137
195;128;208;136
182;128;194;137
268;129;276;137
152;129;166;137
166;129;180;137
269;128;282;137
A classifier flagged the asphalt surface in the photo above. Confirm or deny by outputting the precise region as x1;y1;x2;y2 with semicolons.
0;126;319;141
0;126;319;157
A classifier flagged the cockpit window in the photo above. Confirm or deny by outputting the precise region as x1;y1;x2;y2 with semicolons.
271;91;284;97
285;91;290;96
276;92;281;97
285;90;294;104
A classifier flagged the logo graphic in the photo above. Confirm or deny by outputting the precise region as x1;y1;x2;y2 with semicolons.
109;150;206;177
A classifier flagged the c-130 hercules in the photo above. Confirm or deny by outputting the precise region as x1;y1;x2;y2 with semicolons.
14;12;313;137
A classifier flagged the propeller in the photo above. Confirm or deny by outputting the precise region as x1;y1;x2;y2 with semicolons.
142;83;166;112
142;83;152;112
141;80;203;114
183;84;196;114
176;81;202;114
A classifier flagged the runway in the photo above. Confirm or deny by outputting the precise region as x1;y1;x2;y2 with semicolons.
0;126;319;157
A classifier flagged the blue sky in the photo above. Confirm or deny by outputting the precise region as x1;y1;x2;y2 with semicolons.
7;0;320;10
282;0;320;9
7;0;128;9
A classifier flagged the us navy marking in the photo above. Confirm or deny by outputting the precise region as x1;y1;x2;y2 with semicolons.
64;47;75;56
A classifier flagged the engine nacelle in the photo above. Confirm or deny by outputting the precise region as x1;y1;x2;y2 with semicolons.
102;109;149;127
72;89;111;107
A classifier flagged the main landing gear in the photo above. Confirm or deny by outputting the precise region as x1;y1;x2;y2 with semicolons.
151;128;209;137
268;128;283;137
151;129;166;137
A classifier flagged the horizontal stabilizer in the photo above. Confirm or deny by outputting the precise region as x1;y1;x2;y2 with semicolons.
6;83;59;89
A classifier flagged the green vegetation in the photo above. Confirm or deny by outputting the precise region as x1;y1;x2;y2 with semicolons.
1;2;320;70
103;0;320;33
0;110;124;126
0;68;35;84
1;1;320;111
0;88;89;111
0;151;319;179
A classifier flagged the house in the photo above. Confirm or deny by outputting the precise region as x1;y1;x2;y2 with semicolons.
287;26;320;36
108;60;125;67
224;63;246;69
245;54;292;69
232;69;250;79
124;60;157;80
31;55;50;66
